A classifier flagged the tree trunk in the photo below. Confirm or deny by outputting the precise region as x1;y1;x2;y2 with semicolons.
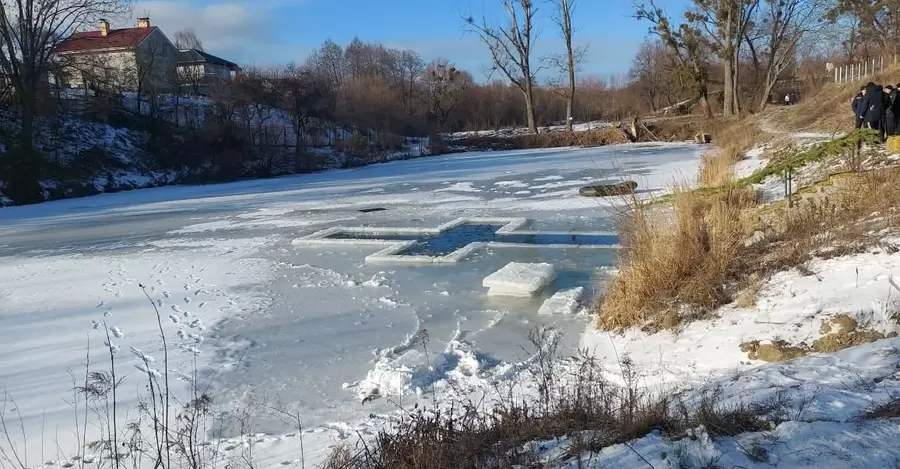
524;81;537;134
20;99;35;150
699;85;713;119
757;70;778;113
566;32;576;133
732;48;741;114
723;59;734;117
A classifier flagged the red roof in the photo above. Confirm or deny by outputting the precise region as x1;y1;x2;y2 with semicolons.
55;27;157;53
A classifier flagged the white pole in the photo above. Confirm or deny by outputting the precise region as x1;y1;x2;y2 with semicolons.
865;60;868;76
881;56;884;73
835;67;838;83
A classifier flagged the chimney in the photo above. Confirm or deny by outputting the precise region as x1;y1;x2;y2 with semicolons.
99;19;110;36
137;17;150;28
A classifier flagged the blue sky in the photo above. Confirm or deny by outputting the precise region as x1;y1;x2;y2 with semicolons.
130;0;693;80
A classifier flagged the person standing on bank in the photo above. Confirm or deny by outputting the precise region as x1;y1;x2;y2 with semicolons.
860;82;886;141
886;85;899;136
853;85;866;129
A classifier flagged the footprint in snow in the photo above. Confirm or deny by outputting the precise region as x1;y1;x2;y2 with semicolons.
183;284;190;291
183;310;191;317
198;302;206;308
103;310;112;317
171;305;183;313
184;297;191;304
157;298;164;307
96;301;105;309
110;327;125;339
177;330;186;339
163;291;171;298
169;315;180;324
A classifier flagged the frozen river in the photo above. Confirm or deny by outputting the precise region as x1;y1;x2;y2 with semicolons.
0;143;701;466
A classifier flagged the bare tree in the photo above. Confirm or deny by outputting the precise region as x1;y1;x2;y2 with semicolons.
397;49;424;113
687;0;759;116
465;0;540;134
423;59;471;127
629;39;684;111
132;37;176;117
748;0;830;112
174;28;204;51
278;63;334;165
546;0;585;132
636;0;714;118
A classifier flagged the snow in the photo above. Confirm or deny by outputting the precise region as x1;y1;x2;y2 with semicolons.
0;142;704;468
448;120;612;140
533;338;900;468
582;237;900;389
483;262;557;297
538;287;584;315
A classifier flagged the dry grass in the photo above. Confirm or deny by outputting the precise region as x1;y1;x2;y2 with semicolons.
698;119;767;187
325;351;777;469
772;64;900;133
861;398;900;420
597;116;900;332
597;186;757;331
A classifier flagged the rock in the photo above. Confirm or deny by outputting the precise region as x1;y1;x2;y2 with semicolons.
743;230;766;247
578;181;638;197
694;133;712;144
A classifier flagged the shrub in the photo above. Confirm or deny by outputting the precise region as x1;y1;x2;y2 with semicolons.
597;187;756;331
1;146;44;205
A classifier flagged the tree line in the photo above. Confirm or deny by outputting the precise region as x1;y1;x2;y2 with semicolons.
1;0;897;205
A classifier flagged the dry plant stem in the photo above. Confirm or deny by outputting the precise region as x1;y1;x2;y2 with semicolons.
141;285;171;469
101;322;120;469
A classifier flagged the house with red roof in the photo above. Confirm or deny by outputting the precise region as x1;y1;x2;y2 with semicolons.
55;17;179;94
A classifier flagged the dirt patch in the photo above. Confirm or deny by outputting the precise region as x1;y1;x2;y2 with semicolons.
812;314;896;353
741;315;898;362
740;340;809;362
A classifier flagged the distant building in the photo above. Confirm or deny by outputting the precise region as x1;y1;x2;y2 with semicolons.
54;17;179;93
176;49;241;95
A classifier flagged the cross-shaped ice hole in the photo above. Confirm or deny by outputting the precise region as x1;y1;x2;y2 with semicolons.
293;218;618;264
325;223;617;256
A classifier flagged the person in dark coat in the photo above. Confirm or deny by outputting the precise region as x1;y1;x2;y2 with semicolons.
886;85;899;136
860;82;885;140
853;86;866;129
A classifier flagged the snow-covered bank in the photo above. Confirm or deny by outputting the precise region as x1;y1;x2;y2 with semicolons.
533;338;900;468
581;243;900;389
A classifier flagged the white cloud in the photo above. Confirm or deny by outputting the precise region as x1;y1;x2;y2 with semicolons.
120;0;297;65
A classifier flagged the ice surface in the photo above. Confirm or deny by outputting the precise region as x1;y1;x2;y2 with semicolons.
537;287;584;315
483;262;557;297
0;142;703;468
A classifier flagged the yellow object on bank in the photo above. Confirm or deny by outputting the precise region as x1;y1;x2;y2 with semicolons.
887;135;900;153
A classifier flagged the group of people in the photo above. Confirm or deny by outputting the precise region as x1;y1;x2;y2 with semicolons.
852;82;900;138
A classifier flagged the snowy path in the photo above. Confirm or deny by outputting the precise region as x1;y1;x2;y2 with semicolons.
0;143;703;468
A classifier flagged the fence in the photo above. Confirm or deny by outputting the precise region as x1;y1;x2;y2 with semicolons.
833;56;898;84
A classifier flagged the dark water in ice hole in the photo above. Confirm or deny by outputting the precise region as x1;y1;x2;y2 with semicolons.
325;223;619;256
